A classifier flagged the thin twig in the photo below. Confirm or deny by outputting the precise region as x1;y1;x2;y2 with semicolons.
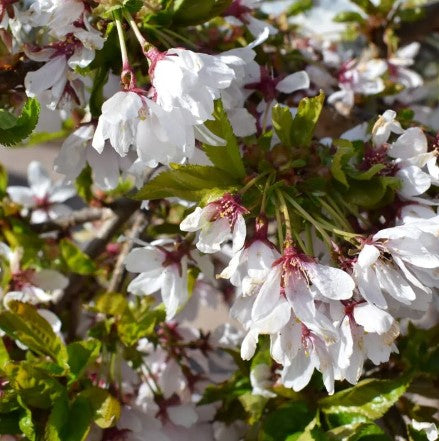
106;210;147;293
31;207;112;233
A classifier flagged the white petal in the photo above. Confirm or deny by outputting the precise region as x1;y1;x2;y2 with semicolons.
353;303;394;334
7;187;35;207
282;350;314;391
388;127;427;160
28;161;51;199
276;71;310;94
124;247;164;274
305;263;355;300
167;405;198;428
31;269;68;291
357;244;380;268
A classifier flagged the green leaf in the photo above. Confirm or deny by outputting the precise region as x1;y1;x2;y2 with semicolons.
347;164;386;181
0;389;20;413
0;410;21;434
75;165;93;203
0;301;68;368
342;179;386;209
79;388;121;429
117;305;166;346
60;239;96;275
133;164;239;202
203;100;246;179
349;0;377;13
239;392;268;425
0;163;8;196
95;292;128;316
172;0;232;25
326;422;391;441
330;139;355;187
319;376;412;420
0;99;40;147
98;0;143;18
44;397;69;441
290;91;325;148
19;404;37;441
0;337;10;370
0;108;18;129
61;396;93;441
333;11;365;23
287;0;313;16
5;363;65;409
67;339;101;380
272;104;294;147
90;68;109;118
260;401;314;441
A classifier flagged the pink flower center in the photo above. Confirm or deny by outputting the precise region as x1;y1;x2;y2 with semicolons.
246;67;282;102
223;0;252;19
33;195;51;210
358;145;399;176
274;246;314;296
10;269;35;290
209;193;248;228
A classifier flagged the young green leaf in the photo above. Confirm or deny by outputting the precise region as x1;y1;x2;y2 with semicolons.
172;0;232;25
78;388;121;429
133;164;239;202
0;301;68;368
203;101;246;179
319;376;412;420
0;99;40;147
60;239;96;275
272;104;294;147
290;91;325;148
67;339;101;380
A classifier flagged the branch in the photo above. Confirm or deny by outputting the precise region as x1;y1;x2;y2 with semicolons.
31;207;112;233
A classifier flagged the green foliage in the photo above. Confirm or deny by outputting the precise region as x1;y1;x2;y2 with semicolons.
272;104;294;147
171;0;232;26
326;422;391;440
333;11;366;23
0;301;68;368
97;0;143;19
290;91;325;148
75;164;94;203
60;239;97;275
67;339;101;380
287;0;313;16
260;401;314;441
0;99;40;147
203;100;246;179
133;163;240;203
319;376;412;420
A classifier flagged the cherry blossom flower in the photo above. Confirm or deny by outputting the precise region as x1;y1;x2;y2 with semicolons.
92;91;145;156
148;47;240;125
54;125;138;191
328;59;387;115
251;245;355;325
180;194;248;254
372;109;404;146
125;240;213;320
7;161;75;223
0;244;68;306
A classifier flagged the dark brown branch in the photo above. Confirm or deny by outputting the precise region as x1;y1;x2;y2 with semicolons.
397;1;439;45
